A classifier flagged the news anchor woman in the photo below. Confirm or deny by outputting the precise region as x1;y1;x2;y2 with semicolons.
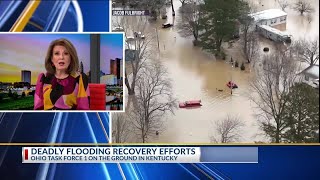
34;38;90;110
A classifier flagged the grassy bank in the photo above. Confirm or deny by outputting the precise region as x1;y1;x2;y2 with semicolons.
0;96;34;110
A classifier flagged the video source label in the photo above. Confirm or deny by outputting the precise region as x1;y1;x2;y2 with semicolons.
112;10;150;16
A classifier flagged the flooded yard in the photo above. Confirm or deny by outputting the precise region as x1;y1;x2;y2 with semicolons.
114;0;319;143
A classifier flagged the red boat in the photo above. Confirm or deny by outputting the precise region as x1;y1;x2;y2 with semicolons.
226;81;238;89
179;100;202;108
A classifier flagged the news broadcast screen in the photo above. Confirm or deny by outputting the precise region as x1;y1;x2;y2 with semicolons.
0;33;124;111
0;0;319;179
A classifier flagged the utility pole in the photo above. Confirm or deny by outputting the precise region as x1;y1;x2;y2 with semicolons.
171;0;175;16
231;60;233;95
155;27;160;53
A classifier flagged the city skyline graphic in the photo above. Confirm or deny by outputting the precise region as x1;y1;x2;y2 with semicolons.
100;34;123;75
0;34;123;84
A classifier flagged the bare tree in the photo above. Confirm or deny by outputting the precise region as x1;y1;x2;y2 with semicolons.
113;16;157;95
306;13;313;23
171;0;175;16
242;32;260;64
113;0;166;19
239;2;258;64
112;113;131;143
179;0;193;6
292;0;314;15
139;0;166;20
177;2;202;45
278;0;289;11
210;115;245;143
239;14;255;63
293;38;319;65
129;62;176;143
250;49;298;143
112;0;124;6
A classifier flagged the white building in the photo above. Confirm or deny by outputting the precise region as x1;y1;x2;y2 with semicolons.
249;9;287;30
100;74;117;85
298;65;319;89
112;26;124;32
257;25;291;43
247;9;291;43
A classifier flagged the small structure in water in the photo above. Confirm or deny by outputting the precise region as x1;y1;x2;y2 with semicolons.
179;100;202;108
227;81;238;89
162;23;173;28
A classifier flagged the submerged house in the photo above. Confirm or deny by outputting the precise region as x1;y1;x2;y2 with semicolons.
297;65;319;89
249;9;287;31
247;9;291;43
257;25;291;43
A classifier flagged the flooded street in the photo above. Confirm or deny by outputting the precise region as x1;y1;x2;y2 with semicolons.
113;0;319;143
156;38;257;143
148;2;258;143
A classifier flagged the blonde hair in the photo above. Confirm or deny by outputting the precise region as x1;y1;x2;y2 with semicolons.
45;38;79;75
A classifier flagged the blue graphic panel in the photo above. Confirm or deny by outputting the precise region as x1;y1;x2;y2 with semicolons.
0;1;109;32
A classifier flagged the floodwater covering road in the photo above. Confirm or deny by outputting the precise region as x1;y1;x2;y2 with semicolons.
113;0;319;143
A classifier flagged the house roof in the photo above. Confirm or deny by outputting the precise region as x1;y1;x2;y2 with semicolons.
258;25;290;37
125;43;136;50
299;65;319;79
249;9;287;22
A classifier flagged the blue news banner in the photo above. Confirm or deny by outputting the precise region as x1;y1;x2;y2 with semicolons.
21;147;258;163
1;145;320;179
0;0;110;31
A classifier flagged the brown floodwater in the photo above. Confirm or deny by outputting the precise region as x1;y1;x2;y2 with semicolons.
113;0;319;143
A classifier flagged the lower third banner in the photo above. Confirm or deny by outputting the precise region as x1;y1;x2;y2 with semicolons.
22;147;258;163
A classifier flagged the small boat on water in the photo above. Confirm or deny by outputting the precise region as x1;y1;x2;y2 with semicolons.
162;23;173;28
227;81;238;89
179;100;202;108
